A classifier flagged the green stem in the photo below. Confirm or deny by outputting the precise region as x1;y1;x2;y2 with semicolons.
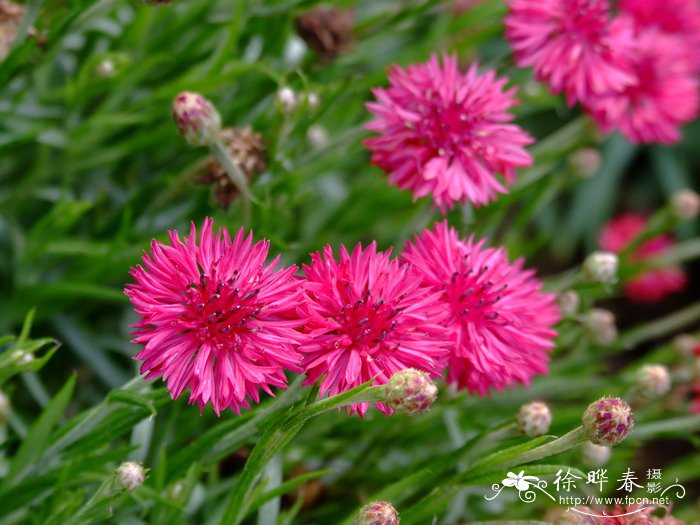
219;384;386;525
650;237;700;267
210;140;253;225
466;427;587;479
618;301;700;349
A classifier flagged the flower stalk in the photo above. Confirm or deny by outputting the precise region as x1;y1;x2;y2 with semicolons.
209;140;254;225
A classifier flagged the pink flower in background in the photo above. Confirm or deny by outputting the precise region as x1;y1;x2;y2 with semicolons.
401;222;560;395
126;218;304;415
504;0;636;106
365;54;533;213
299;243;451;416
619;0;700;71
599;214;687;303
584;28;699;145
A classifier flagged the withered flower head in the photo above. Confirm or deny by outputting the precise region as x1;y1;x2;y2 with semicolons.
197;126;266;210
295;6;354;62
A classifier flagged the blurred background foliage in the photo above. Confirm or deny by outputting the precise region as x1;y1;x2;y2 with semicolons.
0;0;699;523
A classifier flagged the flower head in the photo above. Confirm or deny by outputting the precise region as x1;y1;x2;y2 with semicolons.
172;92;222;146
670;189;700;221
197;126;266;210
295;6;354;62
582;251;618;284
516;401;552;437
385;368;438;416
634;364;671;400
558;290;580;318
126;218;304;415
582;397;634;446
365;54;533;212
584;29;699;145
116;461;147;491
504;0;636;106
299;243;450;416
599;213;687;303
355;501;399;525
401;222;559;395
581;308;618;345
619;0;700;72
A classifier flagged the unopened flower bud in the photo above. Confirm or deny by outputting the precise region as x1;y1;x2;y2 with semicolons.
172;92;221;146
583;252;618;285
516;401;552;437
569;148;601;178
385;368;437;416
635;364;671;400
581;441;611;468
307;124;329;148
581;309;617;346
672;333;697;357
355;501;399;525
670;189;700;221
306;92;320;110
582;397;633;446
276;87;297;112
116;461;146;490
96;58;116;78
0;390;9;425
558;290;580;317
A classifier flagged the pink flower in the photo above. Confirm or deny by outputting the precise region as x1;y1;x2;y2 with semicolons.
125;218;304;415
298;243;451;416
584;28;699;145
598;214;687;303
364;53;533;213
619;0;700;72
504;0;636;106
401;222;560;395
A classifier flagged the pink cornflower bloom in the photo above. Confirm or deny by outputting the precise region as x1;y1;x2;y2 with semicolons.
126;218;304;415
504;0;636;106
401;222;560;395
364;53;533;213
298;243;451;416
598;214;687;303
584;28;699;145
619;0;700;72
600;503;682;524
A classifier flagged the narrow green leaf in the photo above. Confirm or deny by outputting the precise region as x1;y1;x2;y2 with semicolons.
4;374;77;486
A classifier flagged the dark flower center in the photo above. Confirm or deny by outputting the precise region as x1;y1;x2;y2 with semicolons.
180;270;263;349
334;288;404;351
443;259;504;324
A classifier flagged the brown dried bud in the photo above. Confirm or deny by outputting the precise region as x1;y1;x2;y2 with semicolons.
197;126;266;210
295;7;354;62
